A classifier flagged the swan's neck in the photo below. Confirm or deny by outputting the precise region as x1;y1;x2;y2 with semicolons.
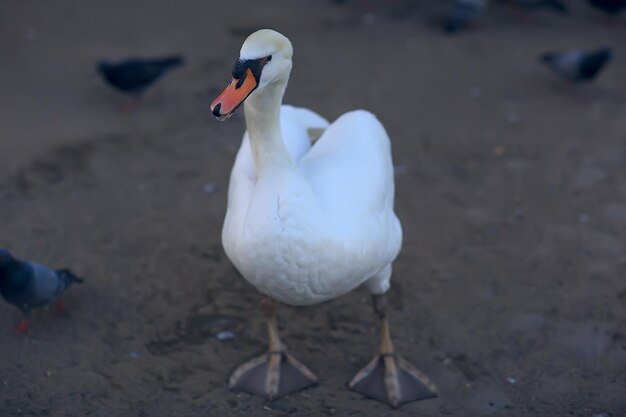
244;80;293;172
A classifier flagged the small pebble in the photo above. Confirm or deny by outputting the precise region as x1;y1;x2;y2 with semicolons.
506;111;520;124
506;159;528;171
216;330;236;341
469;86;482;99
405;38;418;51
129;351;139;359
24;28;37;40
509;312;545;332
579;213;591;224
443;357;452;365
362;13;376;25
507;377;516;384
493;145;505;156
203;183;217;193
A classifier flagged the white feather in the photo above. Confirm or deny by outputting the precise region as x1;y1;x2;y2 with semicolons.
220;31;402;306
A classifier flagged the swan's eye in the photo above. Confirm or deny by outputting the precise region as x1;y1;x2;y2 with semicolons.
266;55;272;62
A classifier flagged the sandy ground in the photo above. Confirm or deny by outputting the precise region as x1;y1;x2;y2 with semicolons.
1;0;626;416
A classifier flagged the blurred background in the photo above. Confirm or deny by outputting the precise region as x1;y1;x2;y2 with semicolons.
0;1;625;416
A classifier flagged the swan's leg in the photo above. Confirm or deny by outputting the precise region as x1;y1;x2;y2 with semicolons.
348;294;438;408
229;297;317;400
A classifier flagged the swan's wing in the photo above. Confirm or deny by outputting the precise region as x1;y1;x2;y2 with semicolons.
280;105;329;161
299;110;394;219
298;110;402;256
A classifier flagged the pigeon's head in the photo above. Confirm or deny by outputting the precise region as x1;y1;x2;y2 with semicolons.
0;250;14;269
539;52;556;64
210;29;293;121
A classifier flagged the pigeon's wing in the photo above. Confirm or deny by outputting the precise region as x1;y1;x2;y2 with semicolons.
545;51;584;81
27;263;64;307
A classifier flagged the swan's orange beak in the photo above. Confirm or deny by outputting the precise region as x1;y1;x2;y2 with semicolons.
211;68;258;121
211;56;271;121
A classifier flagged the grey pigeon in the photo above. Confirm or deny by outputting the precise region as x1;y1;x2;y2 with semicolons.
97;55;185;110
444;0;489;33
0;249;83;333
540;48;612;83
97;55;184;97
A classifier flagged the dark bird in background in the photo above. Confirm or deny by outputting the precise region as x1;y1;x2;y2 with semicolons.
587;0;626;16
96;55;185;110
0;250;84;334
512;0;568;13
540;48;612;84
444;0;488;33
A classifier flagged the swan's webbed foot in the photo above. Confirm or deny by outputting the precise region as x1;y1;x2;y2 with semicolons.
229;297;317;400
348;294;437;407
230;350;317;400
348;352;437;407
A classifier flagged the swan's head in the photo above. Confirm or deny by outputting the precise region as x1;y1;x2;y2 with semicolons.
210;29;293;121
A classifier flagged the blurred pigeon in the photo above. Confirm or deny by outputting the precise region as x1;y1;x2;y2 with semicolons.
587;0;626;15
444;0;489;33
97;55;185;109
540;48;612;83
0;250;83;334
512;0;568;13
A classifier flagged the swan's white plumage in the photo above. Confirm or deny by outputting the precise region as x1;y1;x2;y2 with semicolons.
221;31;402;306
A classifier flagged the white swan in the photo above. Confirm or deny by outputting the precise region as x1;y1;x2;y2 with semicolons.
210;29;437;408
